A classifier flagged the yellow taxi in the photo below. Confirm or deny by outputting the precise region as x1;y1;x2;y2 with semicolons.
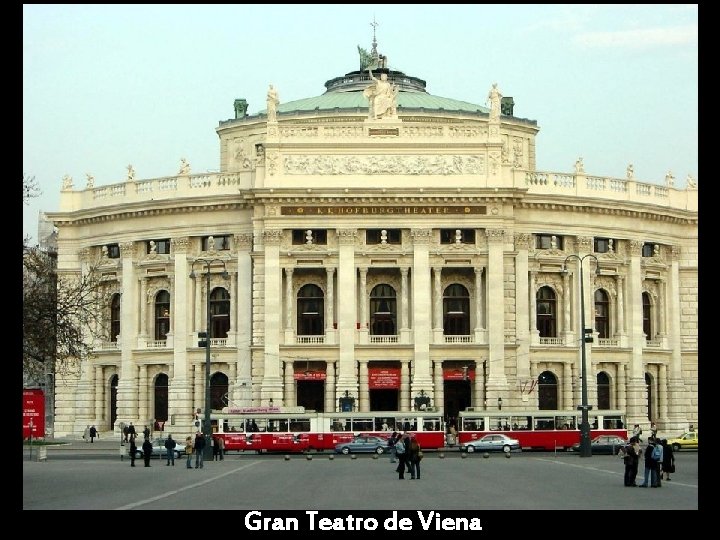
666;431;698;452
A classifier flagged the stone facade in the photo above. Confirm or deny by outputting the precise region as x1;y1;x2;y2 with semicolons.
47;60;698;439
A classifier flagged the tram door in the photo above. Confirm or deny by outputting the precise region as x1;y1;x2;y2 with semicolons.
297;381;325;412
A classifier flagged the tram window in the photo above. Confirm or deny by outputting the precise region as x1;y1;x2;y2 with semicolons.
511;416;529;430
555;416;575;430
492;417;510;431
223;420;229;432
463;420;476;431
534;417;555;430
353;419;373;432
330;420;344;431
423;420;438;431
278;419;289;432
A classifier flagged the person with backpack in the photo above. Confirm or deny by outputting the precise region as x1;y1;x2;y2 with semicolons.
394;434;408;479
651;437;663;487
640;439;660;487
407;436;423;480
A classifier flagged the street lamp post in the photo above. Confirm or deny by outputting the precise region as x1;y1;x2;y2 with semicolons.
563;253;598;458
190;258;228;462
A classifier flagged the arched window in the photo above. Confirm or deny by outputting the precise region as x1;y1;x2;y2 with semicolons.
594;289;610;339
297;284;324;335
155;290;170;341
443;284;470;335
536;286;557;338
642;292;652;340
538;371;558;410
370;284;397;335
645;372;653;421
597;372;610;410
154;373;169;423
110;293;121;342
210;288;230;339
211;372;229;411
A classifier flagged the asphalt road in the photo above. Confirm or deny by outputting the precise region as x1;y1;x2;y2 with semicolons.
23;443;698;512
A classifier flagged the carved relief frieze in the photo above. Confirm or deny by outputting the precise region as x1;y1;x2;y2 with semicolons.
485;228;505;244
512;137;524;168
119;242;135;258
337;229;358;246
146;277;171;304
576;236;593;252
263;230;283;246
411;228;433;245
594;276;617;297
514;233;531;250
233;140;254;170
642;280;659;300
266;152;278;176
171;237;191;255
535;273;564;297
282;154;485;175
366;273;401;294
234;233;253;250
671;245;681;262
266;205;280;217
629;240;644;257
448;125;487;137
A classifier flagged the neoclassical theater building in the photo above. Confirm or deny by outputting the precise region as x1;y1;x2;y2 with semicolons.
48;45;698;437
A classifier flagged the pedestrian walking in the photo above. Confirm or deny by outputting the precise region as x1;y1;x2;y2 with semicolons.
128;422;137;440
217;436;225;460
142;438;153;467
408;435;423;480
388;431;398;463
661;439;675;481
123;424;129;443
185;436;193;469
164;434;177;466
129;436;137;467
89;425;98;443
194;432;206;469
143;425;151;440
622;436;640;486
83;425;90;443
394;434;407;480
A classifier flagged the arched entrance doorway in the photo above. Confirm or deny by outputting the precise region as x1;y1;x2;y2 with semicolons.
597;372;611;409
154;374;169;427
443;362;475;422
295;361;326;412
368;362;400;411
211;372;229;411
538;371;558;410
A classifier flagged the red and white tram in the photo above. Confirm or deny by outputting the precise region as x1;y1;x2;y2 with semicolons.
456;409;627;451
210;407;446;453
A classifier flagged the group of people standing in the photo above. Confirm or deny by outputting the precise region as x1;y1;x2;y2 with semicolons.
388;431;423;480
622;436;675;487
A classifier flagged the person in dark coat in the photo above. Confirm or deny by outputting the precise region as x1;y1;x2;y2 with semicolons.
661;439;675;481
623;436;641;487
164;435;177;466
194;432;206;469
407;436;422;480
142;438;153;467
129;436;137;467
89;425;98;443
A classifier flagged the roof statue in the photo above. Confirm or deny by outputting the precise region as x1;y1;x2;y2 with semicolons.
665;170;674;187
179;158;191;175
626;164;634;180
686;173;697;189
487;83;502;122
267;84;279;122
357;46;377;71
61;174;73;190
364;68;398;120
574;157;584;174
127;164;135;182
85;173;95;188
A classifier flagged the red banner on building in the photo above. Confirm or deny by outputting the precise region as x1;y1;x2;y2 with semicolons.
23;388;45;439
443;367;476;381
293;371;327;381
368;368;401;389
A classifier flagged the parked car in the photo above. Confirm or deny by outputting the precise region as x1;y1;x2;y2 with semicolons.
571;435;627;455
462;434;521;453
133;437;185;459
666;431;698;452
334;436;390;455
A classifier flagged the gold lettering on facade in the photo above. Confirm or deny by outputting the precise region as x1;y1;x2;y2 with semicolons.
281;206;486;216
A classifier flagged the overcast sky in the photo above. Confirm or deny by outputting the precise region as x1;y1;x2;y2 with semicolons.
23;4;698;243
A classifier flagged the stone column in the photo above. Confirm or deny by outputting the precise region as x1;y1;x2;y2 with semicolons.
139;277;148;338
358;360;369;412
562;271;572;342
400;361;410;412
474;266;485;337
411;229;433;393
562;362;573;411
194;271;202;333
234;232;253;405
617;362;627;413
117;241;138;426
325;362;336;413
626;240;647;424
325;267;335;334
138;364;148;425
284;360;295;408
658;278;666;336
94;366;104;422
171;237;190;382
485;229;508;394
285;268;294;331
262;230;284;403
529;271;539;343
432;266;443;333
514;232;531;372
193;363;203;412
359;267;368;329
658;362;668;422
616;275;626;339
229;271;237;346
336;229;358;398
400;267;410;339
665;245;688;429
433;360;444;411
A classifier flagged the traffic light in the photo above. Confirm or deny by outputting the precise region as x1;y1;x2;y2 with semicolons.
583;327;594;344
198;331;208;347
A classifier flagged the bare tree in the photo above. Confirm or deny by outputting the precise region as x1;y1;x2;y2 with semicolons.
23;174;41;206
23;246;107;381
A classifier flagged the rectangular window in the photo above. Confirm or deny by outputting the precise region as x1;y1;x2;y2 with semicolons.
535;234;563;250
292;229;327;245
593;238;612;254
147;239;171;254
366;229;401;244
642;243;655;257
106;243;120;259
202;235;231;251
440;229;476;244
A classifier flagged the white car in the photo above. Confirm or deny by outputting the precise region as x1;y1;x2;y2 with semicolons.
132;437;185;459
462;434;521;453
